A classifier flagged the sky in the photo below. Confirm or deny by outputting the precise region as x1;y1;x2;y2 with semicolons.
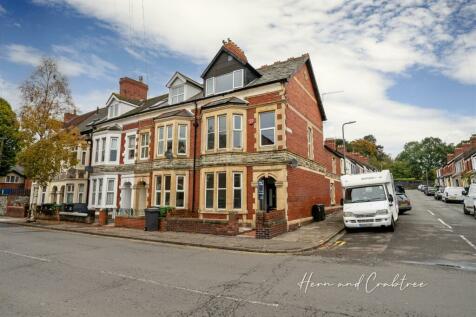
0;0;475;156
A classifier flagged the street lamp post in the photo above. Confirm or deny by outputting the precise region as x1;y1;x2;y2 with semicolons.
342;121;356;175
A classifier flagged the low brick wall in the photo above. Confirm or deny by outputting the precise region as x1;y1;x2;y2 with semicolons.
6;206;26;218
166;212;238;236
256;210;287;239
115;216;146;230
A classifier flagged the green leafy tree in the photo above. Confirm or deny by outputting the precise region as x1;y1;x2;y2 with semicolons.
17;58;79;219
396;137;454;180
0;98;22;176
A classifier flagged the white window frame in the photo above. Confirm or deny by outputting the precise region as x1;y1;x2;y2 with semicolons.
127;135;136;161
218;114;227;149
97;178;103;205
205;69;244;96
166;125;173;154
157;126;165;156
106;178;115;206
259;111;276;147
217;172;227;210
178;124;187;155
92;179;97;205
94;139;99;163
170;85;185;104
175;175;185;208
66;184;74;204
140;133;150;159
100;137;106;162
78;184;85;203
232;114;243;149
232;172;242;210
109;137;118;162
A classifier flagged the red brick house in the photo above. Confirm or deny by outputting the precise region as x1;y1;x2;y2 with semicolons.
38;40;343;233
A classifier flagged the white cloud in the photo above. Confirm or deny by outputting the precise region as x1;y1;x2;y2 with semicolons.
31;0;476;154
0;75;21;110
2;44;118;79
73;88;112;113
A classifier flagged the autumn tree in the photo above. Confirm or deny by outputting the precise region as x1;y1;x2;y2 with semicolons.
17;58;80;219
0;98;22;176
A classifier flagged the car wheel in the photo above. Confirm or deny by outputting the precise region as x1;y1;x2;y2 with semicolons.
388;216;395;232
463;204;469;215
345;226;354;233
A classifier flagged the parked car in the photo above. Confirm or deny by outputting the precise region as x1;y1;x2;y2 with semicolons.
463;184;476;215
424;186;437;196
442;187;465;203
417;184;424;191
434;187;445;200
397;192;412;213
420;185;428;193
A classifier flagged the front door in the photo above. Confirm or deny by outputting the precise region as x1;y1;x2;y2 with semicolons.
258;177;277;212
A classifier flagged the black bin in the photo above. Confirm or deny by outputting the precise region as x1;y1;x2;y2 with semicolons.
144;208;160;231
312;204;326;222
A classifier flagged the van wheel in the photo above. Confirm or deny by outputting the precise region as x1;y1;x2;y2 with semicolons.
463;204;470;215
388;216;395;232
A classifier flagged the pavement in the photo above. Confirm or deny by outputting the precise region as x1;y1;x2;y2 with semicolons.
0;190;475;316
0;209;344;254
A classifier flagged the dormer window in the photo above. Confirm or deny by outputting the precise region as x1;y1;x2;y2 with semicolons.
205;69;244;96
108;103;119;118
170;85;184;104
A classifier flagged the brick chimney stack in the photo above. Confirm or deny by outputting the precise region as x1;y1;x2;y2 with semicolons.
325;138;337;150
222;38;248;64
119;77;148;100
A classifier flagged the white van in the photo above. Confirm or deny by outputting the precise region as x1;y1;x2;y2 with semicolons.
341;170;399;232
442;187;465;203
463;184;476;215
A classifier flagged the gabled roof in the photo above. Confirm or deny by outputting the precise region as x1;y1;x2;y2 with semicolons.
201;46;261;79
166;72;203;89
108;93;143;106
202;97;248;110
7;165;25;177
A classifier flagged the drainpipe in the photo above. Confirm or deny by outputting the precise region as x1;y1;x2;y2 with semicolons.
191;101;198;213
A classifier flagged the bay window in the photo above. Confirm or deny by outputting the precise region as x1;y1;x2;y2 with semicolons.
155;176;162;206
176;175;185;208
106;178;115;205
97;179;103;205
233;114;243;148
92;179;97;204
109;137;118;162
78;184;85;203
233;173;242;209
218;115;227;149
259;111;275;146
66;184;74;204
94;139;99;163
101;137;106;162
207;117;215;150
217;172;226;209
164;175;171;206
157;127;164;155
205;173;214;209
178;124;187;154
166;125;173;153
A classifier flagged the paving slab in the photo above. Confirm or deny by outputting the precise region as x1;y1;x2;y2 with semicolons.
0;213;344;254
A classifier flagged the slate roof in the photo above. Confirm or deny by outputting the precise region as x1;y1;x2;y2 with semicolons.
78;107;108;133
111;93;143;106
202;97;247;109
113;93;169;120
250;54;310;87
155;109;193;120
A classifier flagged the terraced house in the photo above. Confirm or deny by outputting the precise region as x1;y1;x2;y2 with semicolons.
86;40;342;230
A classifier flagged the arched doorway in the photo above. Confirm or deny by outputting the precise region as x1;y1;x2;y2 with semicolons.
121;182;132;214
135;181;147;215
258;176;277;212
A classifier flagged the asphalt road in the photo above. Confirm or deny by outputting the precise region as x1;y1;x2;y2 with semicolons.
1;190;475;317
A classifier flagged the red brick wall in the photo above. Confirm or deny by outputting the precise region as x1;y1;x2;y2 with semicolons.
115;216;145;230
119;132;126;164
166;212;238;236
246;107;256;153
256;210;287;239
287;167;331;221
6;206;26;218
